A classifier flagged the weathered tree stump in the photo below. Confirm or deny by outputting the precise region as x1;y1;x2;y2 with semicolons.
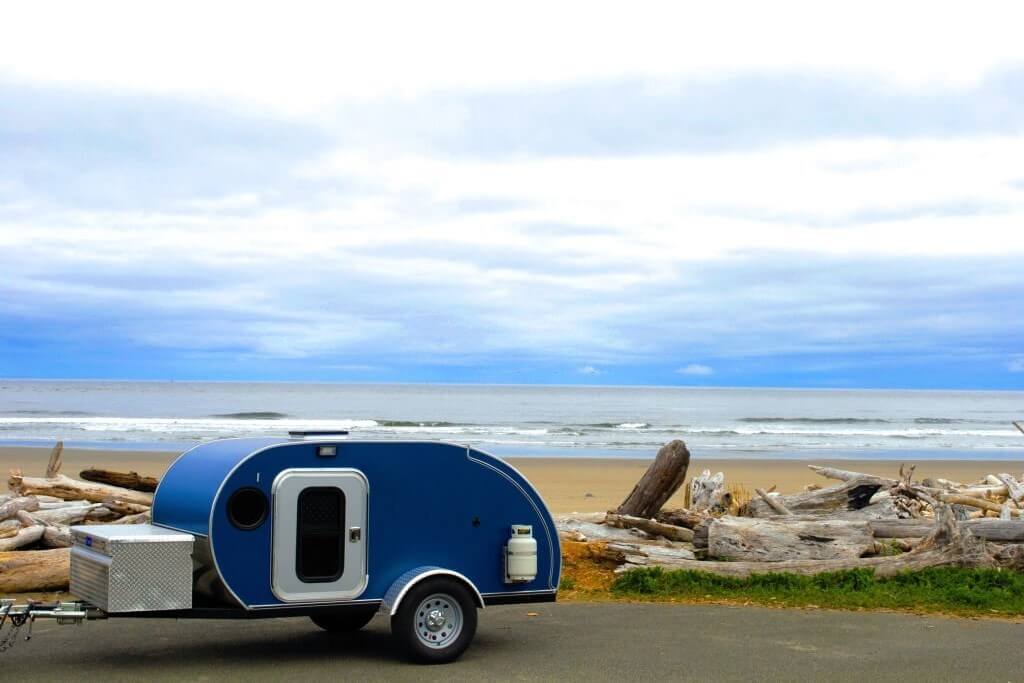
614;440;690;518
690;470;731;512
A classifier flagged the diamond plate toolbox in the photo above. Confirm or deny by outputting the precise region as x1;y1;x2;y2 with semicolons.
70;524;194;613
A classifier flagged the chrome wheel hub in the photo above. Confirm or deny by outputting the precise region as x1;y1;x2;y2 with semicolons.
414;593;463;648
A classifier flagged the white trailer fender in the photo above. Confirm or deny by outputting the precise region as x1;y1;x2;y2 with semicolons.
381;566;484;616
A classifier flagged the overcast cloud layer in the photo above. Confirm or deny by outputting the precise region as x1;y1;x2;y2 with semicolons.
2;1;1023;388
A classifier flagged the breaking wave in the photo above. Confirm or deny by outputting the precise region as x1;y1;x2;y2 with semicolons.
375;420;461;428
211;411;290;419
10;410;94;417
0;413;1020;452
584;422;651;429
739;417;891;424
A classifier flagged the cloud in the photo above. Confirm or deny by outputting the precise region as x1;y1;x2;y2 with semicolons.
320;69;1024;159
1;6;1024;387
678;364;714;376
1010;357;1024;373
0;83;327;210
3;2;1024;111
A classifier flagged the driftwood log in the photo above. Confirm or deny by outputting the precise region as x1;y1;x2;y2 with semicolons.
41;525;72;548
614;440;690;518
940;493;1020;517
870;518;1024;542
624;505;992;578
755;488;791;515
655;508;707;529
109;510;152;525
0;548;70;592
102;498;151;516
604;513;694;542
746;477;885;517
26;503;105;526
0;525;45;551
557;517;663;543
14;511;72;548
0;495;40;522
9;473;153;507
599;542;697;569
0;519;22;538
704;517;875;561
995;473;1024;503
45;441;64;478
807;465;897;486
994;544;1024;570
38;499;91;509
80;467;159;493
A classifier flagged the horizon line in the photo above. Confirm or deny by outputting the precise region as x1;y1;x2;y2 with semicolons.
2;377;1022;394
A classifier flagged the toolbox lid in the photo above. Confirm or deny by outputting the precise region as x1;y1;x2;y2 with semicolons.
70;523;195;544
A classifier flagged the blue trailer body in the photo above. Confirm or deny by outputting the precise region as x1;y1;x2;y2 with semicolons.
152;437;560;610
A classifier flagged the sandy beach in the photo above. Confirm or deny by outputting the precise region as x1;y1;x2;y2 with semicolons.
3;445;1022;514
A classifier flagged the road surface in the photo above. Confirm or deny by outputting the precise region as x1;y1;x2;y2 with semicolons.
3;602;1022;681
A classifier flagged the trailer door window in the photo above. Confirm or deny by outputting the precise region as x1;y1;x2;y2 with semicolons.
296;487;345;582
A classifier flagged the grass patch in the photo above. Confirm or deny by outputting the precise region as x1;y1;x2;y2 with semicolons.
611;566;1024;616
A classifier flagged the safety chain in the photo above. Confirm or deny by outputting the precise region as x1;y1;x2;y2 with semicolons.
0;603;31;653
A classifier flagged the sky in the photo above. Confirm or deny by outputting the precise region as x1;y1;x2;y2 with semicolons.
1;1;1023;389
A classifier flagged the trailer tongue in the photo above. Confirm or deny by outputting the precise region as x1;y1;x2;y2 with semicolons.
0;599;105;652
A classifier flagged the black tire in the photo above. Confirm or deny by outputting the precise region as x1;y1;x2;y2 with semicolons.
391;576;478;664
311;607;377;632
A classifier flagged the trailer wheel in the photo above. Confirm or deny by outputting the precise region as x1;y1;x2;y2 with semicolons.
391;577;478;664
311;607;377;632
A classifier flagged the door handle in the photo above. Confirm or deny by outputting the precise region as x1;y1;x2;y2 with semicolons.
349;527;362;542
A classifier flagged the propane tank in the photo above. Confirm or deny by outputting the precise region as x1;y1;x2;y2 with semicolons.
505;524;537;583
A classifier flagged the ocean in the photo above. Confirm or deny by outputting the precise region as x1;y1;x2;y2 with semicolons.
0;380;1021;459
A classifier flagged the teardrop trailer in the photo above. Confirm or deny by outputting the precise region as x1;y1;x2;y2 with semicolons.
0;435;561;663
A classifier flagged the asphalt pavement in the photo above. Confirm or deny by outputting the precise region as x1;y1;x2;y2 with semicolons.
3;602;1022;681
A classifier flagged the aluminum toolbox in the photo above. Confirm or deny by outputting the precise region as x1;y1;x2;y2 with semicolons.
70;524;194;613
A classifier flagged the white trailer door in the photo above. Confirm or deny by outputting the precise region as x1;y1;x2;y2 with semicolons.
271;468;368;602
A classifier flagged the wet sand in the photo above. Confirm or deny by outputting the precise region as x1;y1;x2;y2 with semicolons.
3;445;1021;513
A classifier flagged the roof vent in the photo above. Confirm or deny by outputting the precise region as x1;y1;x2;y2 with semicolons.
287;430;350;438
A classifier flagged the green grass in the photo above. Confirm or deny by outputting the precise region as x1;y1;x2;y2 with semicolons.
611;567;1024;616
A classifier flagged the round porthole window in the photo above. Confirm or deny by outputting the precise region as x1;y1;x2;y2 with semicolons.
228;487;268;530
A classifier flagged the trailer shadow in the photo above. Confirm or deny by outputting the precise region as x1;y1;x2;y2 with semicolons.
82;616;513;670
